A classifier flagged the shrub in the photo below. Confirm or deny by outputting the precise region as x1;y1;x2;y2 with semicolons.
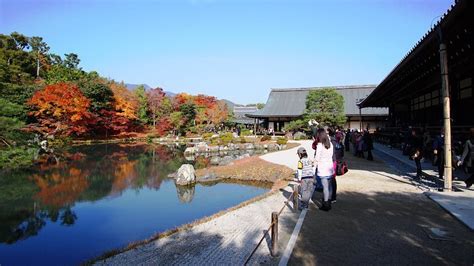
241;129;251;136
210;137;219;146
202;132;214;140
260;135;271;142
293;132;308;140
0;147;36;170
219;132;233;145
277;137;288;145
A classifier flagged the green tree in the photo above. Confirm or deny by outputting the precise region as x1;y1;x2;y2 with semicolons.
63;53;80;69
134;85;149;124
304;88;346;127
179;103;196;127
45;53;85;84
29;36;50;78
81;82;113;112
0;33;36;84
169;111;184;135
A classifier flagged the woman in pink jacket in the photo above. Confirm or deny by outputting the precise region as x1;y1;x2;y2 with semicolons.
315;129;335;211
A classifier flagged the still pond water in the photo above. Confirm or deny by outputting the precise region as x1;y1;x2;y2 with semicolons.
0;144;269;265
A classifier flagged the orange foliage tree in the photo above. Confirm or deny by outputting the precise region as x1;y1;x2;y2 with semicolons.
27;83;94;136
208;100;229;125
107;82;139;132
108;82;138;120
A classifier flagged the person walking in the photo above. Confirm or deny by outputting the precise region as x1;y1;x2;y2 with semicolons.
315;129;334;211
363;130;374;161
331;129;344;202
458;128;474;188
351;130;358;155
356;131;365;158
344;129;351;152
409;129;424;179
312;133;322;191
296;147;315;209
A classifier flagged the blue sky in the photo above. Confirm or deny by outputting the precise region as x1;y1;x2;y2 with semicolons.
1;0;454;104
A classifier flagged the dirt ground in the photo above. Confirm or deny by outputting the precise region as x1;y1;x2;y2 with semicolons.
195;156;294;183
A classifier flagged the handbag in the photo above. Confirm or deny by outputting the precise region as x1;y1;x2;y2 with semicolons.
336;161;348;176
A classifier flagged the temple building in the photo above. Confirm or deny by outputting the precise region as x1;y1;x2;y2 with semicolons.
360;0;473;136
246;85;388;133
232;105;259;126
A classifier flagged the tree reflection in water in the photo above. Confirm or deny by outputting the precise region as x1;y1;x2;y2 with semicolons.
0;143;186;244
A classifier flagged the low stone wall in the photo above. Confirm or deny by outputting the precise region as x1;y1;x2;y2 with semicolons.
184;142;286;155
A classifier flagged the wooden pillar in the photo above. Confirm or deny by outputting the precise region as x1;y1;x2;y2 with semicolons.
439;43;452;191
253;118;257;136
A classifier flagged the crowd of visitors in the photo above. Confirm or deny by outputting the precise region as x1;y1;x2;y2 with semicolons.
295;126;474;213
377;126;474;188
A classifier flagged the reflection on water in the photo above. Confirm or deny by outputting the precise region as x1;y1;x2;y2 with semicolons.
0;143;269;265
176;185;195;203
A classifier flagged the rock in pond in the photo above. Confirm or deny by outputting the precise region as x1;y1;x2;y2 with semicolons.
175;164;196;186
184;147;196;154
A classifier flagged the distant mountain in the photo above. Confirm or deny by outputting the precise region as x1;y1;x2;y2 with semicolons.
221;99;238;110
124;83;176;97
164;91;176;97
124;83;152;91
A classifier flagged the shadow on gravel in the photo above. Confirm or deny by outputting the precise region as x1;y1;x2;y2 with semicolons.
95;198;301;265
290;158;474;266
96;228;273;265
291;190;474;266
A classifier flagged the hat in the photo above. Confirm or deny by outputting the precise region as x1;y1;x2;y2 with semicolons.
297;147;307;155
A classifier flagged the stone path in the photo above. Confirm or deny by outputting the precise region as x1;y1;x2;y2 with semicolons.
96;141;310;265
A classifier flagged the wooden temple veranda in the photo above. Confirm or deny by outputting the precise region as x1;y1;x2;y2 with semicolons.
360;0;473;190
360;0;473;137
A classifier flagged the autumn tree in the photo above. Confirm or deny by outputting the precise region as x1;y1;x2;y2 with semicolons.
155;97;173;135
108;81;138;120
208;100;229;125
173;93;193;108
146;88;166;128
193;94;216;127
27;83;94;137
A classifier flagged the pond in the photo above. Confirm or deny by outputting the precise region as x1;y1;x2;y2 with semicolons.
0;144;269;265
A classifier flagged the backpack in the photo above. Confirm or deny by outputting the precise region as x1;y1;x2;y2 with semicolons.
336;161;348;176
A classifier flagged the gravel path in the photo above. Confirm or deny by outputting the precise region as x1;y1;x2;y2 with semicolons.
96;142;307;265
260;140;309;169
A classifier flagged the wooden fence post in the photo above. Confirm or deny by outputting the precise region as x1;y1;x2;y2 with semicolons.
271;211;279;256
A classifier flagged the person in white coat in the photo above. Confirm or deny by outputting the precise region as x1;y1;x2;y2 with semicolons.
314;129;334;211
